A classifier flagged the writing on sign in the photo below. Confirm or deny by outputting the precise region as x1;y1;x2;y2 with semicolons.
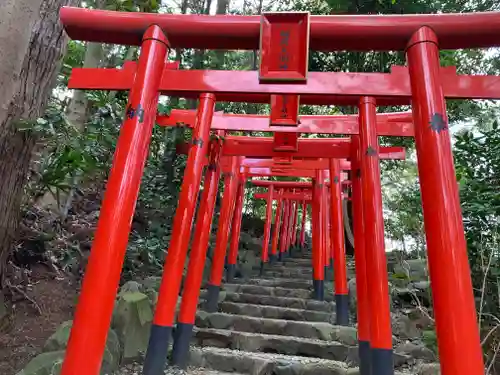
281;94;288;118
279;29;290;70
270;94;299;126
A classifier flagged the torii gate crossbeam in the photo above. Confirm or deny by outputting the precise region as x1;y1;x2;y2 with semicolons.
61;7;500;50
158;110;415;136
68;64;500;106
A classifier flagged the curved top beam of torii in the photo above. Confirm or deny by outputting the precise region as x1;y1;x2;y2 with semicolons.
60;7;500;51
157;110;414;136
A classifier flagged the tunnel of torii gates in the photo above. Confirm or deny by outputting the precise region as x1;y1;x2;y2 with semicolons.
55;6;500;375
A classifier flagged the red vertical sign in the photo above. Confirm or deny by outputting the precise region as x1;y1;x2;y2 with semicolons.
273;132;298;152
270;94;300;126
259;12;310;82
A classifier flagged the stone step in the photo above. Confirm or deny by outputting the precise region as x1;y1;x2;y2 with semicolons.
262;272;333;282
254;263;312;271
188;346;349;375
268;265;312;273
243;277;312;290
282;257;312;265
117;363;246;375
223;283;335;301
263;270;314;280
223;283;312;299
195;311;358;345
223;292;336;312
192;328;355;363
291;253;313;259
219;301;334;323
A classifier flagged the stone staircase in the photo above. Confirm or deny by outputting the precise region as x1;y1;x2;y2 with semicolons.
184;250;368;375
109;247;444;375
112;248;442;375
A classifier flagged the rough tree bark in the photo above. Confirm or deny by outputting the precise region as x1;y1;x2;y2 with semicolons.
0;0;78;285
214;0;230;67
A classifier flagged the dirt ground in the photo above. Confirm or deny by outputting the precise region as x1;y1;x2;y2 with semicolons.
0;266;78;375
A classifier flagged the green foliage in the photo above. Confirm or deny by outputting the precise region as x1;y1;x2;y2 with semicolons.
385;125;500;321
383;160;426;254
422;329;438;354
454;125;500;318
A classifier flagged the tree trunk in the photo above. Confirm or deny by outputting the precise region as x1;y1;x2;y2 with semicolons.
214;0;230;67
0;0;78;285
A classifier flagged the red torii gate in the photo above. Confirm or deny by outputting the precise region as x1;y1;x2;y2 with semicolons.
212;154;354;285
56;7;494;375
254;185;344;282
173;135;404;372
179;137;403;343
249;138;405;329
252;178;342;304
259;187;311;260
252;181;347;258
253;189;312;258
171;140;373;343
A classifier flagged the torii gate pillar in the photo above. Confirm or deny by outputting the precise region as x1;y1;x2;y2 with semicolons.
329;159;349;326
312;170;325;300
351;136;371;375
144;93;215;374
299;200;307;248
227;171;246;282
260;184;275;275
171;135;223;368
61;26;169;375
270;191;284;264
359;97;393;375
205;158;240;312
406;27;483;375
